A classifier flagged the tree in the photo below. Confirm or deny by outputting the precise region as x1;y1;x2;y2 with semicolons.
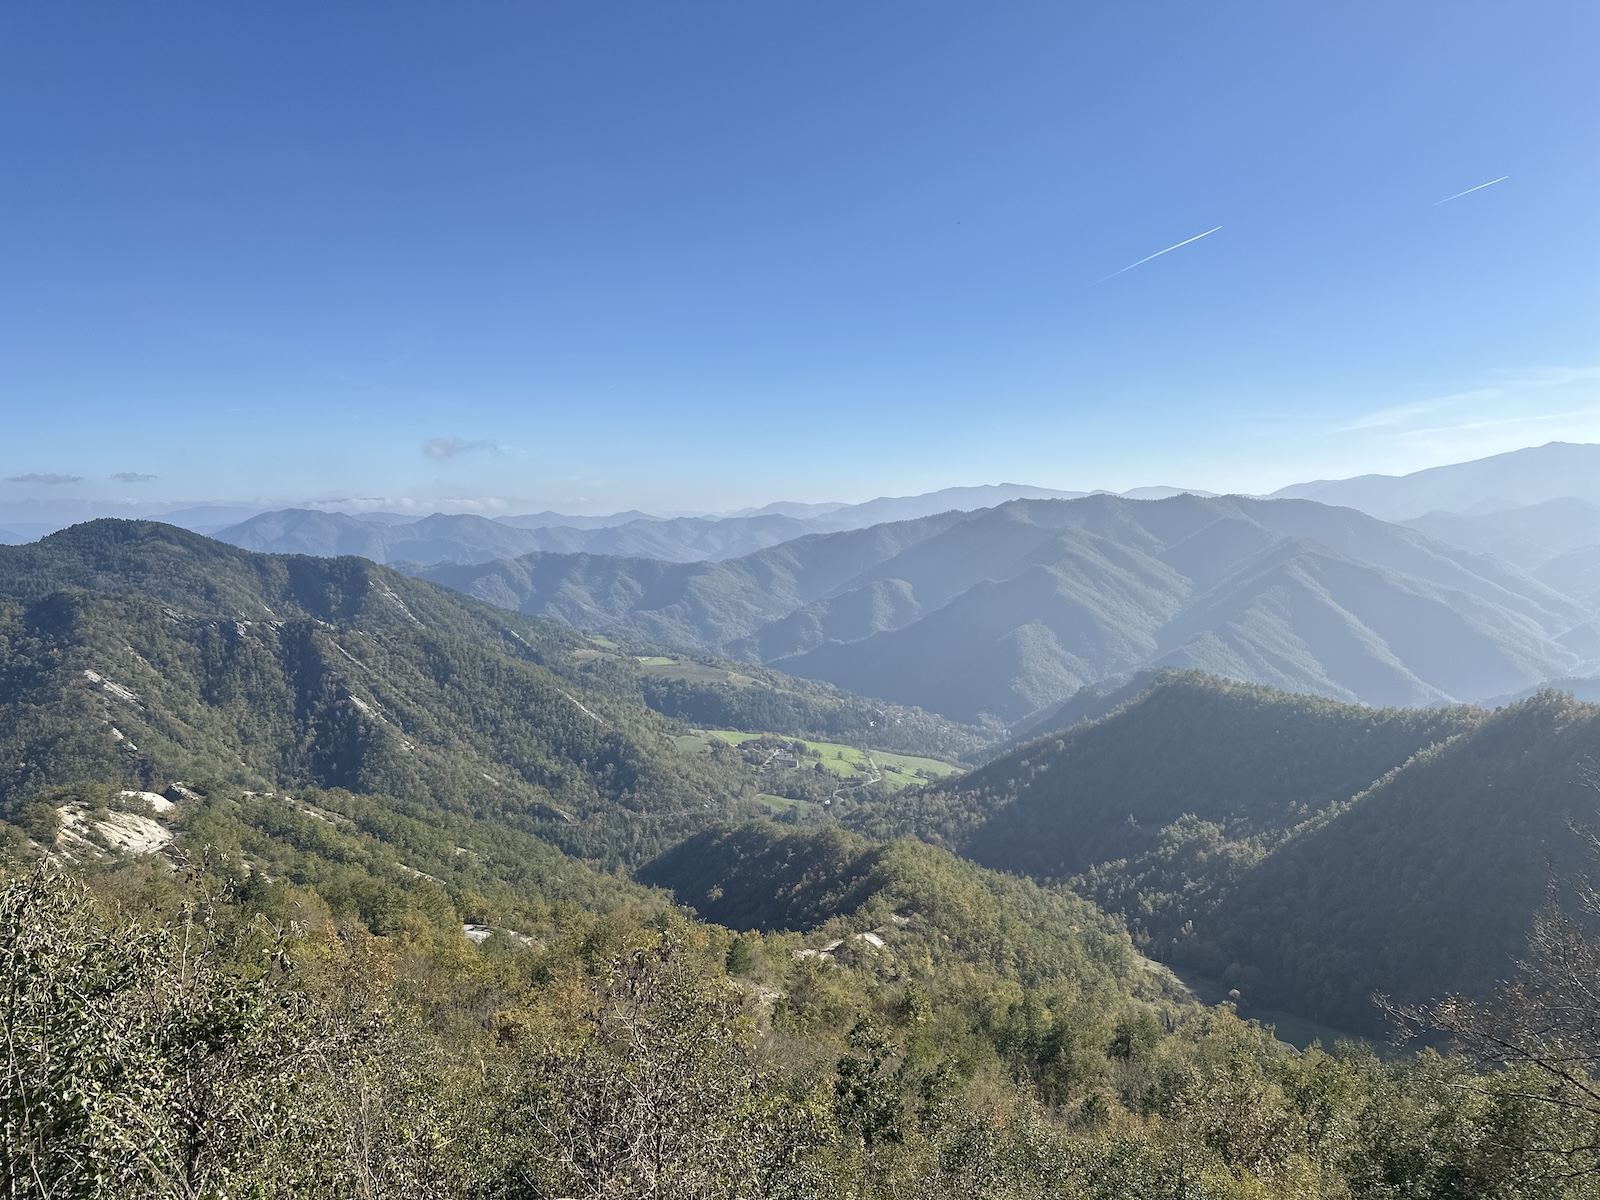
1401;805;1600;1183
834;1020;903;1150
0;868;333;1198
0;866;464;1199
507;931;830;1200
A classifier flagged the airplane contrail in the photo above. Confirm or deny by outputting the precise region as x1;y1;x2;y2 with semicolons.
1095;226;1222;284
1431;175;1509;206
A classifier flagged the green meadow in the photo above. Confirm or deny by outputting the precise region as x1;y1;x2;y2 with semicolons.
700;729;961;792
635;654;761;686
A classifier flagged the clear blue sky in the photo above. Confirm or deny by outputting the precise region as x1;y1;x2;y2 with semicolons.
2;2;1597;515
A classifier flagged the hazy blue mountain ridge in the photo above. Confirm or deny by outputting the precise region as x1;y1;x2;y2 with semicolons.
1272;441;1600;520
494;508;660;530
414;511;973;652
409;493;1600;723
213;484;1102;567
1403;497;1600;570
1534;544;1600;607
217;507;825;566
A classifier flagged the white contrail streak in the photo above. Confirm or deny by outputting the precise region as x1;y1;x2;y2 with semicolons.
1096;226;1222;284
1431;175;1509;205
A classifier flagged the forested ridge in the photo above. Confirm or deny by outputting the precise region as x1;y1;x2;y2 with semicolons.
639;822;1143;993
860;672;1600;1036
0;530;748;864
1187;690;1600;1031
852;672;1482;875
7;522;1600;1196
0;521;965;865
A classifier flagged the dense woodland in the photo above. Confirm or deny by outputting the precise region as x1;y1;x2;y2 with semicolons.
0;521;773;865
7;801;1600;1199
6;523;1600;1197
858;674;1600;1035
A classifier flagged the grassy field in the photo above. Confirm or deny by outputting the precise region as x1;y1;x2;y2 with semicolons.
753;792;821;815
701;729;961;793
636;655;760;686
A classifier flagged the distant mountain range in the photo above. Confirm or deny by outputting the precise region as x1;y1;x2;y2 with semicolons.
406;493;1600;723
1388;499;1600;607
201;485;1227;568
1534;544;1600;606
216;508;831;565
211;484;1103;566
190;444;1600;579
16;445;1600;728
11;440;1600;552
1273;441;1600;520
0;484;1107;548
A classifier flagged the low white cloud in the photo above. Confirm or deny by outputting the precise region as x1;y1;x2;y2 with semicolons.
111;472;159;483
423;436;499;459
5;473;83;485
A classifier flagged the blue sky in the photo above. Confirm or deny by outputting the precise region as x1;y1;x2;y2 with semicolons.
2;2;1596;515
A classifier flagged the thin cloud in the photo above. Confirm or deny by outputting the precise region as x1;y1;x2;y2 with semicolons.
111;472;159;483
4;473;83;485
1335;391;1497;433
1321;367;1600;470
1431;176;1509;206
1094;226;1223;285
423;436;500;459
1401;407;1600;439
1334;368;1600;435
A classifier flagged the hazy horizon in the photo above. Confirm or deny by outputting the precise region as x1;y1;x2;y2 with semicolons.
4;438;1600;530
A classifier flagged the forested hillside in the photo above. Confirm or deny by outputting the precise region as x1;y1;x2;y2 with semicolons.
639;822;1148;994
0;520;768;862
9;776;1600;1199
1187;690;1600;1032
861;670;1600;1036
0;521;984;854
851;672;1480;878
